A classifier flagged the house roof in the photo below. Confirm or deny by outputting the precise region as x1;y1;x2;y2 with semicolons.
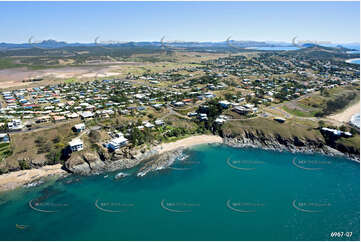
69;138;83;147
74;123;85;129
110;137;128;145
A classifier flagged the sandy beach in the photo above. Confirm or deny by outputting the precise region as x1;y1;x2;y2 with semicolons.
0;135;223;192
0;164;67;192
156;135;223;155
328;101;360;123
345;58;360;64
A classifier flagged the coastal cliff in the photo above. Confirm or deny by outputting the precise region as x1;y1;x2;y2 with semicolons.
64;135;222;175
0;132;358;192
63;146;183;175
64;148;157;175
64;129;359;177
222;129;359;161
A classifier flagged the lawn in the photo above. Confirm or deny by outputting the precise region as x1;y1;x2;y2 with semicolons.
283;85;360;117
282;105;319;117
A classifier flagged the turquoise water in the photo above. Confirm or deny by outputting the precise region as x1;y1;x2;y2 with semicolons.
0;145;359;241
347;58;360;64
350;59;360;64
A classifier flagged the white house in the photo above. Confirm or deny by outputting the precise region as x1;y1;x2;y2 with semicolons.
108;137;128;150
174;101;185;107
215;115;227;124
198;113;208;121
188;112;198;117
78;111;94;119
74;123;86;132
7;119;23;131
69;138;83;152
219;100;231;108
144;122;155;129
321;127;352;137
155;119;164;126
66;113;79;119
114;132;124;138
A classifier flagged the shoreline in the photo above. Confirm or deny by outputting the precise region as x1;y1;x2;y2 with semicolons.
155;135;223;155
328;101;360;123
0;135;223;192
345;58;360;64
0;164;67;192
223;137;360;163
0;134;358;192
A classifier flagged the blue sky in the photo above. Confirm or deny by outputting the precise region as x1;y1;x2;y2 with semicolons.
0;1;359;43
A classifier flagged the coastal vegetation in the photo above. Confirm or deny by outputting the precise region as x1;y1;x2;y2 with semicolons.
0;121;78;173
0;44;359;176
281;85;360;118
0;143;12;163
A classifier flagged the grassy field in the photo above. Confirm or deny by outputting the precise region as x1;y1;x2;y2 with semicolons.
282;105;319;117
222;116;360;156
0;121;79;172
281;85;360;117
0;58;24;70
0;143;11;162
222;117;322;140
64;78;77;83
336;135;360;151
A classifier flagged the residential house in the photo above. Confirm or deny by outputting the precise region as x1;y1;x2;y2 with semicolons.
108;137;128;150
74;123;86;132
7;119;23;131
79;111;94;119
0;133;9;142
69;138;84;152
155;119;165;126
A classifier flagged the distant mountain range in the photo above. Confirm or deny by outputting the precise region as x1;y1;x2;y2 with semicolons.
0;39;359;51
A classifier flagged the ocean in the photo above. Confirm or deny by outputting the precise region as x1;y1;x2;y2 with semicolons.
0;144;359;241
352;59;360;64
351;113;360;128
347;58;360;65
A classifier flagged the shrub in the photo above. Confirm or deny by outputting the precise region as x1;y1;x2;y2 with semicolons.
19;160;31;170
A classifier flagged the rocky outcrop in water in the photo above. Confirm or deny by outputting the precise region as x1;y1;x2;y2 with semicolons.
64;146;166;175
136;150;183;177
